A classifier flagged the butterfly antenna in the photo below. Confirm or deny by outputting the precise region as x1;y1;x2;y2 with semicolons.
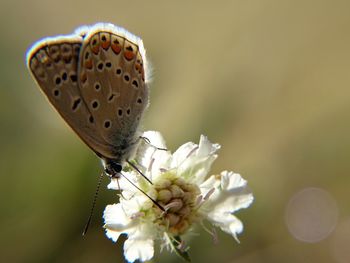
127;160;153;185
116;176;126;200
120;172;165;211
82;171;104;236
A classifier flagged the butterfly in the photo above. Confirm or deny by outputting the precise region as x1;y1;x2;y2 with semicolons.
26;23;150;178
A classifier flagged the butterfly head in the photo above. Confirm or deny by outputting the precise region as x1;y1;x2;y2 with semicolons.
102;159;122;178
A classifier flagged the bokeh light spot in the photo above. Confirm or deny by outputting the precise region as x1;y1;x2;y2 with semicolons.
285;187;338;243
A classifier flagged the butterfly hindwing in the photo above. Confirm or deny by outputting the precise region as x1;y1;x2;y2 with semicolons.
77;24;149;160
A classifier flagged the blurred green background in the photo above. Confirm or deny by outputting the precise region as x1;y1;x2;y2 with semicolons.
1;0;350;262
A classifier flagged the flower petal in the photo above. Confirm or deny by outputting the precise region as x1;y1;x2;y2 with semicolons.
137;131;172;180
197;135;221;158
221;170;249;191
171;141;198;168
124;237;154;262
173;135;221;184
104;131;254;259
104;204;130;228
120;192;153;214
203;171;254;213
208;211;244;241
108;172;137;192
202;171;253;240
105;228;121;243
104;204;135;242
104;203;157;262
124;221;157;262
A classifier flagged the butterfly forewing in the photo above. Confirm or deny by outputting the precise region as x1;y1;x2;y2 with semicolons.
78;25;149;161
26;35;116;158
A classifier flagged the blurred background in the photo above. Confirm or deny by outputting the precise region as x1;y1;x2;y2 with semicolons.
1;0;350;262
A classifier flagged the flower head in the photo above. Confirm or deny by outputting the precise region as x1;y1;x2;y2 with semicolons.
104;131;254;262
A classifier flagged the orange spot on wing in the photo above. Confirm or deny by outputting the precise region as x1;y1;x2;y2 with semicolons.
85;59;93;70
80;73;87;83
111;43;121;54
124;50;135;61
101;40;110;50
91;44;100;55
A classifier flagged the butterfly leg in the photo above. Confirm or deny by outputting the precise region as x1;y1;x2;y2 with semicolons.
139;136;168;151
115;176;127;200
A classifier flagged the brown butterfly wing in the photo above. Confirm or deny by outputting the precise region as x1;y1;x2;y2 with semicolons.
77;25;149;162
27;35;116;158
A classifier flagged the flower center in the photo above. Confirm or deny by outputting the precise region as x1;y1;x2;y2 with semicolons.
152;173;201;235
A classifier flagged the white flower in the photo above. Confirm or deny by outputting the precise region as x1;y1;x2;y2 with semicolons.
103;131;254;262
